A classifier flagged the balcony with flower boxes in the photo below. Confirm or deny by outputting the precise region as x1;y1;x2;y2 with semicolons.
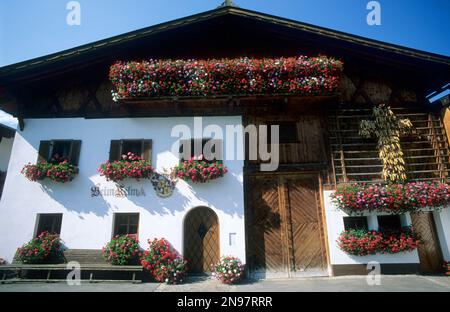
108;55;343;117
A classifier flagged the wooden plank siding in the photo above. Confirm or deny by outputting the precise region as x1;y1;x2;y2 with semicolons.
245;115;328;165
285;175;327;276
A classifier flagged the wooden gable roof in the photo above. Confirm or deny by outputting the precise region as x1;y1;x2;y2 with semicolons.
0;5;449;113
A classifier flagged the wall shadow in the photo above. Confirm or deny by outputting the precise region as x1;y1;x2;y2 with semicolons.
40;175;112;217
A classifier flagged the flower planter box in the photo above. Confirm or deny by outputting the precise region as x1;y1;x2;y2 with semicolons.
102;235;141;265
331;181;450;214
173;157;228;183
109;55;343;100
98;153;153;183
22;161;78;183
337;228;420;256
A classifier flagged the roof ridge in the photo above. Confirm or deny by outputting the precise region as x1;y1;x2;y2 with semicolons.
0;6;449;76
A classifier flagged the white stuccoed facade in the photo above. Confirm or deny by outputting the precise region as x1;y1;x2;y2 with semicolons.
1;115;449;270
434;208;450;260
323;190;450;265
0;116;245;263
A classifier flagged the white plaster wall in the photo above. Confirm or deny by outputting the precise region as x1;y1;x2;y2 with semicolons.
0;117;245;263
323;190;420;265
434;208;450;260
0;137;14;172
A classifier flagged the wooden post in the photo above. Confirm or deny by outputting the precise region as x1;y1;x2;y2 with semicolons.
335;114;348;182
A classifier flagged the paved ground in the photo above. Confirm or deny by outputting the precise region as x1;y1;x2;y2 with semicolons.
0;275;449;292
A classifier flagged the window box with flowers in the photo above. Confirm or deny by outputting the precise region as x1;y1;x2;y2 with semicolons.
102;235;141;265
172;155;228;184
109;55;343;100
140;238;187;285
22;140;81;183
98;152;154;183
16;231;64;264
22;156;79;183
330;181;450;214
337;227;420;256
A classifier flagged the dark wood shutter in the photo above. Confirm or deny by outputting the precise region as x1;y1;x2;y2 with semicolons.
69;140;82;166
38;141;52;163
109;140;122;161
142;140;152;164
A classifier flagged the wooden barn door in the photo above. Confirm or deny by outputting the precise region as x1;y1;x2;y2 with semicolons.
286;176;327;276
246;176;288;276
411;212;444;274
246;173;328;278
184;207;220;274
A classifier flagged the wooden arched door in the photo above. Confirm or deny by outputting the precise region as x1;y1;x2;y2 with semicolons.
184;207;220;273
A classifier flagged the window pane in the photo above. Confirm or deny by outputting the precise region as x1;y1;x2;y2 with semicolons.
192;139;203;158
180;138;222;160
268;122;299;144
129;214;139;225
279;123;299;143
36;214;62;236
51;141;72;161
122;140;143;157
343;216;368;231
117;225;128;235
113;213;139;236
128;225;138;235
377;215;402;232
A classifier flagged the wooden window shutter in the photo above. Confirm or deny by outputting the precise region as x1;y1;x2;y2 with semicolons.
69;140;82;166
38;141;52;163
142;140;152;164
109;140;122;161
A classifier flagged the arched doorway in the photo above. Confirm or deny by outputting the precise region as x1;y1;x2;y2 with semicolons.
183;207;220;273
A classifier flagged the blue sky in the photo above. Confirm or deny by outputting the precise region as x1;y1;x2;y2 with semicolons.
0;0;449;128
0;0;449;67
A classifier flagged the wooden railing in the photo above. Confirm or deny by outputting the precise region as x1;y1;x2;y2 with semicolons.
328;108;450;184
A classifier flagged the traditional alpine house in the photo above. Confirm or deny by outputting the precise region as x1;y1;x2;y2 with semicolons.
0;4;449;279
